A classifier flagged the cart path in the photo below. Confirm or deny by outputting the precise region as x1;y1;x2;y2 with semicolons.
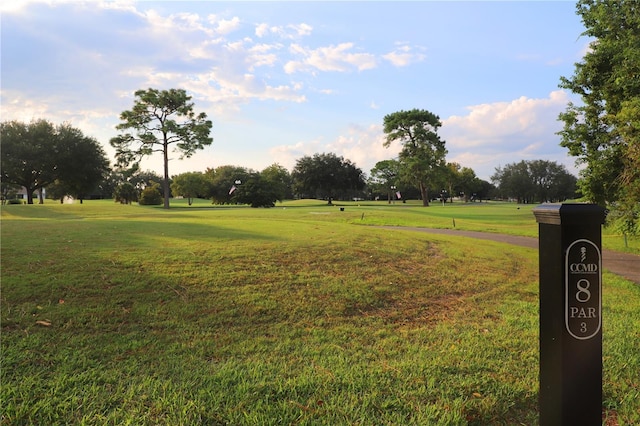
377;226;640;285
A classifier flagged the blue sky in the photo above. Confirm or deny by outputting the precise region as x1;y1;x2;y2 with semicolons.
1;1;589;181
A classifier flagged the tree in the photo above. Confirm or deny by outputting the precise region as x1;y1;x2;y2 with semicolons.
1;119;56;204
130;170;167;195
291;153;365;204
441;163;464;203
492;161;533;203
457;166;484;202
369;159;401;203
205;165;252;205
614;98;640;236
171;172;209;205
50;123;110;203
383;109;448;206
492;160;577;203
261;163;292;201
114;182;137;204
96;170;122;200
110;88;213;209
233;172;280;208
558;0;639;231
1;119;109;204
474;179;496;202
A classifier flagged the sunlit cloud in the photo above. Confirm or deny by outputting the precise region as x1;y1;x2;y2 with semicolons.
254;22;312;39
270;123;402;174
285;42;377;74
441;90;576;179
214;16;241;35
382;44;426;67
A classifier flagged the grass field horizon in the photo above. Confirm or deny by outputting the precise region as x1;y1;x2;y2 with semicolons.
2;200;639;424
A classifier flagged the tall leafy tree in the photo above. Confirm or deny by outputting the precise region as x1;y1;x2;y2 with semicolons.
1;119;109;204
558;0;639;230
1;119;56;204
292;153;365;204
261;163;293;201
110;88;213;209
171;172;209;205
52;123;110;203
614;98;640;236
492;161;534;204
383;109;448;206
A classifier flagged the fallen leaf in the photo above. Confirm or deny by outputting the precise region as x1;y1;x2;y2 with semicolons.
472;392;482;398
35;320;52;327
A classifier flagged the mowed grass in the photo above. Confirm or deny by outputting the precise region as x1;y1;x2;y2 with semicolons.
1;201;638;425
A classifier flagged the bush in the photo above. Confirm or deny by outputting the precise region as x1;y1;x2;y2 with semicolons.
138;184;162;205
7;199;23;205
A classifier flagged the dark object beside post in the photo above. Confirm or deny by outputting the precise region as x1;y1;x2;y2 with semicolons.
533;203;606;426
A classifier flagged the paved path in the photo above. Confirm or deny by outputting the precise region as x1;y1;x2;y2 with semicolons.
378;226;640;285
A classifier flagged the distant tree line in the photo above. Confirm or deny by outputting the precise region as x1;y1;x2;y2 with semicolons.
1;116;577;208
1;87;585;210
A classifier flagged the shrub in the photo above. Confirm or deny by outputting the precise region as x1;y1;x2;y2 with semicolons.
138;184;162;205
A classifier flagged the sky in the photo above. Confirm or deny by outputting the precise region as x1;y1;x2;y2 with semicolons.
1;0;590;181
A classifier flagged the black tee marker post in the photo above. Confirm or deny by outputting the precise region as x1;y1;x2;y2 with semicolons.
533;203;606;426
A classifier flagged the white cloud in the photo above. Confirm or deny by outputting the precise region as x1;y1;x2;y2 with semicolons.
255;23;270;38
441;90;577;179
0;0;40;13
179;71;307;108
270;123;402;174
143;10;212;36
443;90;568;145
1;90;52;122
288;23;312;37
215;16;241;35
188;39;225;59
269;140;323;171
247;43;283;69
255;22;312;39
382;44;426;67
326;124;401;173
285;42;377;74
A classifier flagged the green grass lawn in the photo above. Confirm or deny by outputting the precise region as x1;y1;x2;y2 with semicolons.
1;200;638;425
